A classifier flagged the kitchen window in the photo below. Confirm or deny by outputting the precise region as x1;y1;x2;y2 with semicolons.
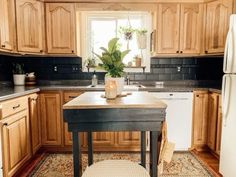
78;11;152;72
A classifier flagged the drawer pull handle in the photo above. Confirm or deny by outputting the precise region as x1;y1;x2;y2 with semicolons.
69;96;76;98
3;123;8;126
13;104;20;109
1;45;5;48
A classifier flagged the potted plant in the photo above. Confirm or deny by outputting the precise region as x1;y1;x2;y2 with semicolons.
134;55;142;67
120;26;135;41
95;38;130;95
136;28;148;49
12;63;25;86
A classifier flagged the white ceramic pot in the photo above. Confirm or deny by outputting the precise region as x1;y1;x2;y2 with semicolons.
105;77;124;95
137;34;147;49
13;74;25;86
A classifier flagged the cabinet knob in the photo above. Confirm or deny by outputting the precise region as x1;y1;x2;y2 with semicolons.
196;95;199;97
180;51;183;53
3;123;8;126
40;50;43;53
205;51;208;54
1;45;5;48
72;50;74;53
176;51;179;53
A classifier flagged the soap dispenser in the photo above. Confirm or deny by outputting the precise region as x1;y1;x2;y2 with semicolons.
91;71;98;87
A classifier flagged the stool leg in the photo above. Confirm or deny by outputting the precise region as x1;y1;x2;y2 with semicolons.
88;131;93;166
72;131;81;177
141;131;146;168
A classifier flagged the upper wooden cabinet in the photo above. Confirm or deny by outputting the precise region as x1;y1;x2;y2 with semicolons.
46;3;76;54
40;92;62;146
0;0;16;51
157;3;180;54
179;3;203;54
205;0;232;54
16;0;44;53
157;3;203;55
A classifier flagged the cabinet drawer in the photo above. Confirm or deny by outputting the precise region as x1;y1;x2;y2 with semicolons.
0;96;28;119
64;91;84;103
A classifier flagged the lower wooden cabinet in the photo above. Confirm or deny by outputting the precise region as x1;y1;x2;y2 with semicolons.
192;91;209;151
28;94;41;154
40;92;62;146
1;109;31;177
117;132;141;151
207;92;219;151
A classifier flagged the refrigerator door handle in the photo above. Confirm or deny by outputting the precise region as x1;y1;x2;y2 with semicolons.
223;28;233;73
222;75;231;126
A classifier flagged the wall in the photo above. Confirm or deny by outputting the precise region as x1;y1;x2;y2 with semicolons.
0;54;223;82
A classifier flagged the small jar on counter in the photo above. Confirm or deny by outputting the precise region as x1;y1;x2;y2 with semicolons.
105;80;117;99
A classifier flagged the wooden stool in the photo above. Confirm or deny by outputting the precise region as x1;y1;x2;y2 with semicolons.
82;160;150;177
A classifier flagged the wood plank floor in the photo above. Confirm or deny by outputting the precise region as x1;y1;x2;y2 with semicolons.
191;150;222;177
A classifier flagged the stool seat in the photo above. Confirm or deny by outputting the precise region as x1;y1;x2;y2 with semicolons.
82;160;150;177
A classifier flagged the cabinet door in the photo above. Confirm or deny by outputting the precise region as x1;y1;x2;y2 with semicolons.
0;0;16;51
46;3;76;54
16;0;44;53
40;92;62;146
117;132;140;151
207;93;219;151
216;95;222;155
192;91;209;150
92;132;116;150
29;94;41;154
157;3;180;54
205;0;232;54
179;4;203;54
63;91;84;146
1;110;31;177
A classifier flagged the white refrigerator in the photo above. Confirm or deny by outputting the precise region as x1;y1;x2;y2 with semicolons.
219;14;236;177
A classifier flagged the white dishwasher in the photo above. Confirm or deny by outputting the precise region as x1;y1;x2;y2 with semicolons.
150;92;193;151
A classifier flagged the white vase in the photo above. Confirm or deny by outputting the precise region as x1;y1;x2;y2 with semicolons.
105;77;124;95
13;74;25;86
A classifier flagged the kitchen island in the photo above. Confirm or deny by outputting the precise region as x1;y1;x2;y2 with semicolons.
63;92;167;177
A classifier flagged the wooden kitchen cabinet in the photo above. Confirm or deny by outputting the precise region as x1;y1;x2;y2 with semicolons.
1;110;31;177
28;94;41;155
192;91;209;151
207;92;219;151
40;92;62;146
63;91;84;146
117;132;141;151
0;0;16;51
179;3;203;54
157;3;203;55
16;0;44;53
205;0;232;54
157;3;180;54
46;3;76;54
215;94;222;155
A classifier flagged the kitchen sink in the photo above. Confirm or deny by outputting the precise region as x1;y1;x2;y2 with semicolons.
86;84;146;91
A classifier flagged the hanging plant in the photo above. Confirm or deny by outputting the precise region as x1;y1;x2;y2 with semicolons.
119;26;135;41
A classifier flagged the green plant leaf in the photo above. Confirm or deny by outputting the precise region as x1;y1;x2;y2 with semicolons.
121;50;130;60
108;38;119;53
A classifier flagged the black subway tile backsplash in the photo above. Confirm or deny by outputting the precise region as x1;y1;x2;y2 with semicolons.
0;54;223;82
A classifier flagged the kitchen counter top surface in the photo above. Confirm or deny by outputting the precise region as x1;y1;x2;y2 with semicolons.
0;82;221;102
0;85;40;102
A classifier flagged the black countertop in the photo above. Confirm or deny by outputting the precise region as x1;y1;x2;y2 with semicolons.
0;81;222;102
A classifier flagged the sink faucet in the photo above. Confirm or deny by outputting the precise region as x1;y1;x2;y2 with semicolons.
126;76;130;85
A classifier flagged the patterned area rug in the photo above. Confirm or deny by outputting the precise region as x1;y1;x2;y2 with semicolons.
30;152;213;177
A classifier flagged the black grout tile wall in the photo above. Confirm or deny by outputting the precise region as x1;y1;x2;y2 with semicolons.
0;54;223;82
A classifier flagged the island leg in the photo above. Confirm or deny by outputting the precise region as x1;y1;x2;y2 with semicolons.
150;131;159;177
72;131;81;177
141;131;146;168
87;131;93;166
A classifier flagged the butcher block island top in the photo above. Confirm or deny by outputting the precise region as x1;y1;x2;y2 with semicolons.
63;91;167;109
